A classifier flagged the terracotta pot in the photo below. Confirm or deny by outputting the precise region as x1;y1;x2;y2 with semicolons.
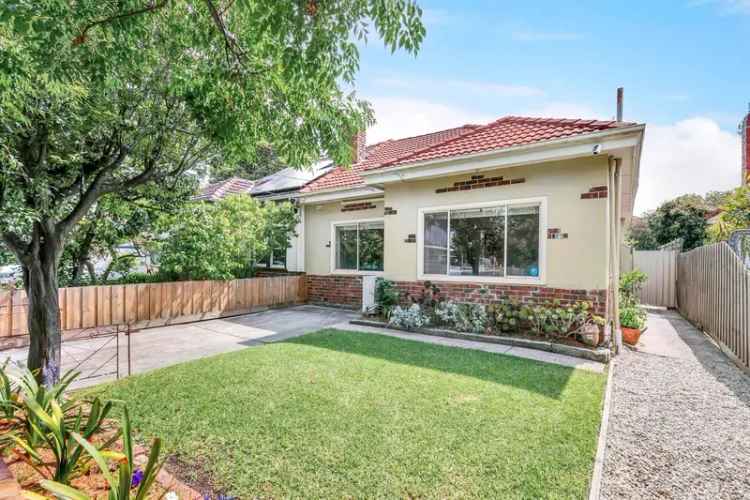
581;324;601;347
622;327;641;346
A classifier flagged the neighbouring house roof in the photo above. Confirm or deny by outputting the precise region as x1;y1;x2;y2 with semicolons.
250;160;334;198
194;177;255;202
301;116;640;194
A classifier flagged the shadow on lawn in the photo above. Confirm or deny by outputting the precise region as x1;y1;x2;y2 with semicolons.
284;329;577;399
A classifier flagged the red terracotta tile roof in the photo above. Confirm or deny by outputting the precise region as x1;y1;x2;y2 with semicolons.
301;125;478;193
302;116;640;194
194;177;255;201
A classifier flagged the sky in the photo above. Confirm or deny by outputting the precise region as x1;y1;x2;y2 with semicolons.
352;0;749;214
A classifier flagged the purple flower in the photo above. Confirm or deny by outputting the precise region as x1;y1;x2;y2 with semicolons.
131;469;145;488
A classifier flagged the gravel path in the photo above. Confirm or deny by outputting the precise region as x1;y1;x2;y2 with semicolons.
601;310;750;499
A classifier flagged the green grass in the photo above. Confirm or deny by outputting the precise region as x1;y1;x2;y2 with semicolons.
91;329;606;499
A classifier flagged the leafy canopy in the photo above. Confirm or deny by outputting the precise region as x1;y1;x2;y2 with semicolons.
708;186;750;242
156;195;297;281
0;0;425;255
628;194;708;250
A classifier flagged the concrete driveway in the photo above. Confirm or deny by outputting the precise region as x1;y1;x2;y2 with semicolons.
2;305;357;387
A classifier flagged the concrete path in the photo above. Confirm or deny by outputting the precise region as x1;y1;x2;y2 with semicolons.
2;305;357;388
336;322;606;373
600;309;750;499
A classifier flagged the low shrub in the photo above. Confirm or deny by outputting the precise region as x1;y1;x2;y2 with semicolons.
374;278;401;318
620;305;647;330
486;299;522;334
388;304;430;330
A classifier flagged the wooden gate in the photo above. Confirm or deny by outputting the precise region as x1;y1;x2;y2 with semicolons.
676;242;750;370
632;250;677;307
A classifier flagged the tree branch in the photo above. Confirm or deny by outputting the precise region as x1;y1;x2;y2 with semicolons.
73;0;169;45
55;146;130;241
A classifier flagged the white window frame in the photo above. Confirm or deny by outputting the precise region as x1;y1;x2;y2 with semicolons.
330;218;385;276
417;197;547;284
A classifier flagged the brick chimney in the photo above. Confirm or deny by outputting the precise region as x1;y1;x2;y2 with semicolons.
352;130;367;164
741;105;750;186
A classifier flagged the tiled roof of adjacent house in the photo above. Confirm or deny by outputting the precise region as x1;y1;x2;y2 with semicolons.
194;177;255;201
302;116;640;194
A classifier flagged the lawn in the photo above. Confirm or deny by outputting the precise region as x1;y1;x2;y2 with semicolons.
90;329;607;499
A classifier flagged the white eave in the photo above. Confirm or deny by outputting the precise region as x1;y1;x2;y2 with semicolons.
359;125;645;185
297;185;385;205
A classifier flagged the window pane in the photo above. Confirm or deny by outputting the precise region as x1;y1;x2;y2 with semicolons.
272;249;287;268
335;224;358;270
423;212;448;275
358;221;384;272
449;206;506;276
507;205;540;277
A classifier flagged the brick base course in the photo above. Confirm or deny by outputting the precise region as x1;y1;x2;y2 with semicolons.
394;281;606;316
307;274;363;309
306;275;606;315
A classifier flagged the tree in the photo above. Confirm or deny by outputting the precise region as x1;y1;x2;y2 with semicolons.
628;195;708;251
58;178;198;286
157;195;297;280
1;1;425;384
708;186;750;242
209;145;286;182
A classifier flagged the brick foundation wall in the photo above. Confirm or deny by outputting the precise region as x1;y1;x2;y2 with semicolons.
305;275;606;315
392;281;606;316
306;274;363;309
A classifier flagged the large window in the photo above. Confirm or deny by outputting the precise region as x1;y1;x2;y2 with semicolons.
420;200;542;280
333;220;384;272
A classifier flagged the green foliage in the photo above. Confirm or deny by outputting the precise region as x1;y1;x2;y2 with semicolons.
486;298;522;333
210;145;286;182
0;360;18;419
708;186;750;242
620;305;647;330
619;269;648;307
374;278;400;317
388;304;430;330
629;194;708;250
156;195;298;281
40;408;163;500
1;365;116;483
58;181;197;287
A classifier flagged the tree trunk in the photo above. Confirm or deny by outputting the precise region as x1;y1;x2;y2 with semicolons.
24;227;63;387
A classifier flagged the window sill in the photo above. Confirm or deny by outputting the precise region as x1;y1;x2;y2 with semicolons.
417;274;545;286
331;270;385;276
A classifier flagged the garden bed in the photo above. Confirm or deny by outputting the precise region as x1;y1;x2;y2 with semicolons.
0;421;204;499
350;319;611;363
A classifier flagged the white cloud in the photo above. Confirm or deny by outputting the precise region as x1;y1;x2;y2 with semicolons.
512;31;584;41
635;117;741;214
366;97;493;144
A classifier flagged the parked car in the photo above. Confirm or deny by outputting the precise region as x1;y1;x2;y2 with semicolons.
0;264;21;286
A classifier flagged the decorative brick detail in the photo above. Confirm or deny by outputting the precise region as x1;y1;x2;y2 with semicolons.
581;186;608;199
384;206;398;216
404;234;416;243
392;281;606;316
547;228;568;240
436;175;525;194
342;201;376;212
307;274;363;309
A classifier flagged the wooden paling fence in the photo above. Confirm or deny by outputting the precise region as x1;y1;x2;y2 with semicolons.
634;250;677;308
676;242;750;370
0;276;307;340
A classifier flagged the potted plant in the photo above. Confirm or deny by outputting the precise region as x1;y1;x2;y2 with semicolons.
620;305;647;345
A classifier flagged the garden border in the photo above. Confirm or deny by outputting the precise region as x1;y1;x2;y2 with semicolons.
349;319;611;363
587;363;614;500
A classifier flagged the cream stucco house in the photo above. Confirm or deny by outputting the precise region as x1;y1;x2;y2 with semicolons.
296;116;645;328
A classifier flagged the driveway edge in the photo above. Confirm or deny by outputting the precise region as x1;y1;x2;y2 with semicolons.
588;361;614;500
